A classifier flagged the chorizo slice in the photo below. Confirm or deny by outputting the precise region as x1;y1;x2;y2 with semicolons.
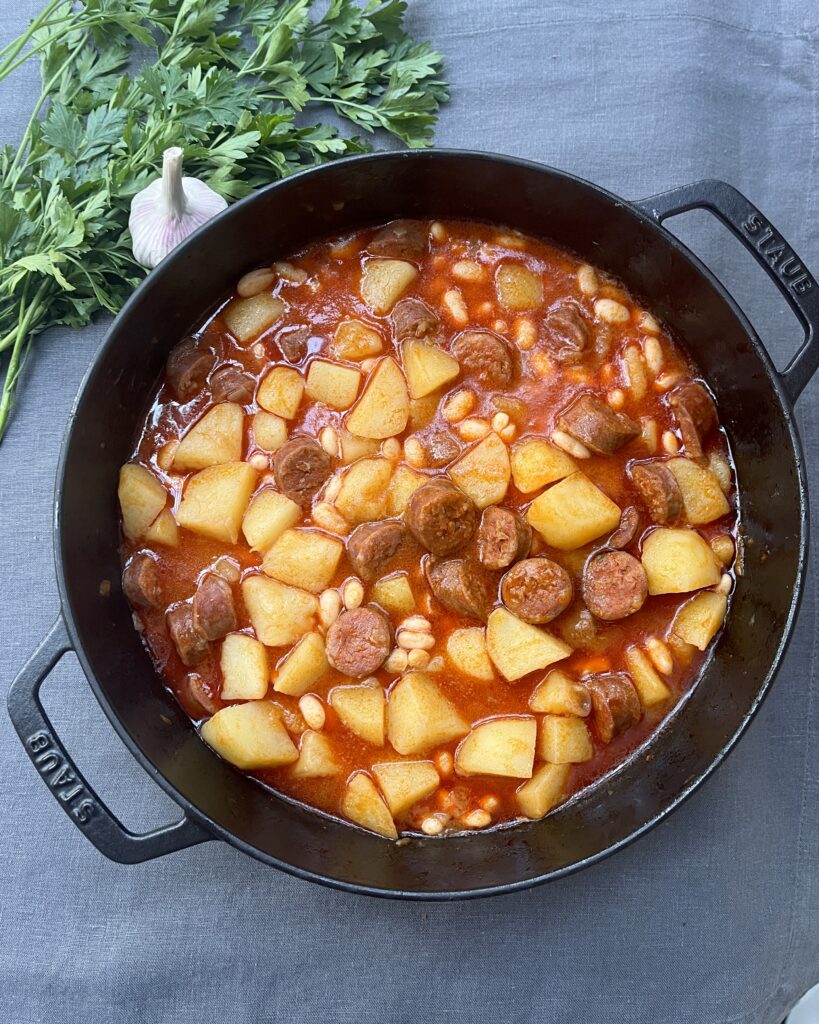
165;337;215;403
608;505;640;550
167;603;209;667
404;480;477;556
668;381;718;460
184;672;222;717
559;394;640;455
451;330;514;388
122;552;162;609
325;607;392;677
346;520;409;581
273;436;332;506
426;559;494;621
192;572;237;641
210;364;255;404
368;219;428;261
390;297;440;341
424;431;461;468
630;462;683;523
543;303;589;363
501;558;573;624
476;507;531;570
581;550;647;621
276;325;310;363
585;672;641;743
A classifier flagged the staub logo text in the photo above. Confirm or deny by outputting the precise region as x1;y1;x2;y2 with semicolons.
27;730;96;825
742;213;813;295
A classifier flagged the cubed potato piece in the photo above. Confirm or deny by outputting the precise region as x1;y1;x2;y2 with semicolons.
529;670;590;717
510;437;576;493
173;403;244;471
445;627;494;682
334;319;384;361
409;391;441;430
273;631;330;696
455;717;537;778
371;573;415;616
223;293;285;343
200;701;297;769
516;762;571;819
641;528;721;595
177;462;257;544
624;647;672;706
143;507;178;546
242;575;318;647
335;457;392;524
360;258;418;314
402;339;460;399
386;464;427;516
262;529;344;593
339;429;381;464
449;432;511;509
666;458;731;525
538;715;593;763
305;359;362;410
220;633;269;700
386;672;469;755
257;366;304;419
496;263;544;310
526;471;621;550
291;730;341;778
242;487;301;552
341;772;397;839
329;685;386;745
486;608;572;681
118;463;167;541
345;357;410;439
672;591;728;651
372;761;440;817
252;411;288;452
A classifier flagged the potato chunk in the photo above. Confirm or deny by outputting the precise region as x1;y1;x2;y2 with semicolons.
345;357;410;438
386;464;427;516
339;430;381;465
173;403;244;471
223;294;285;343
516;762;570;819
305;359;362;410
201;702;297;769
496;263;544;310
371;573;415;617
242;575;318;647
335;457;393;524
242;487;301;552
510;437;576;493
118;463;168;541
386;672;469;755
672;591;728;650
449;432;511;509
143;508;178;547
402;339;460;399
526;471;621;550
176;462;257;543
445;627;494;682
252;411;288;452
341;772;397;839
220;633;269;700
408;391;441;430
262;528;344;592
666;458;731;525
455;717;537;778
360;259;418;314
372;761;440;817
486;608;572;681
538;715;593;763
273;631;329;696
334;319;384;361
329;685;386;745
624;647;672;706
257;366;304;419
529;670;590;717
291;730;341;778
641;528;721;595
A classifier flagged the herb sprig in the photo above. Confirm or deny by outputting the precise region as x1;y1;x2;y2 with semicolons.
0;0;448;438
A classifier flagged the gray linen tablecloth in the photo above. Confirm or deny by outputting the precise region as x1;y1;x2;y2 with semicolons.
1;1;817;1021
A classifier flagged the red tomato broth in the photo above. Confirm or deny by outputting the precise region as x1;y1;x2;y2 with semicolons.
121;218;737;837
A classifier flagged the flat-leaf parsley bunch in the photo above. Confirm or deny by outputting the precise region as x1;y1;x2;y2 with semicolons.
0;0;448;438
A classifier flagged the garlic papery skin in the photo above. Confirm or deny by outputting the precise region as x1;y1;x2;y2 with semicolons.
129;146;228;269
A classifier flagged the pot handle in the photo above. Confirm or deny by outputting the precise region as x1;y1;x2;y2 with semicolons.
7;616;213;863
634;179;819;404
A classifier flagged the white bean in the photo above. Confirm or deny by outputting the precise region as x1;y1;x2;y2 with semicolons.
661;430;681;454
319;426;339;457
594;298;630;324
237;267;276;298
551;429;591;459
385;648;409;673
643;336;664;373
342;578;364;610
461;809;491;829
577;264;599;296
407;649;431;669
442;389;476;423
514;318;538;350
319;589;342;629
645;637;674;676
403;436;426;468
443;288;468;325
381;437;402;461
607;388;626;410
623;345;647;399
298;695;325;730
400;615;432;632
421;816;444;836
452;260;485;283
459;418;491;441
397;630;435;651
716;573;733;595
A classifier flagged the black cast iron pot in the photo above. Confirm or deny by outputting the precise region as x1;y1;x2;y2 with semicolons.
7;152;819;899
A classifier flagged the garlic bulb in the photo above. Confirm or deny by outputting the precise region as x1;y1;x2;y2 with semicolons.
129;147;228;269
